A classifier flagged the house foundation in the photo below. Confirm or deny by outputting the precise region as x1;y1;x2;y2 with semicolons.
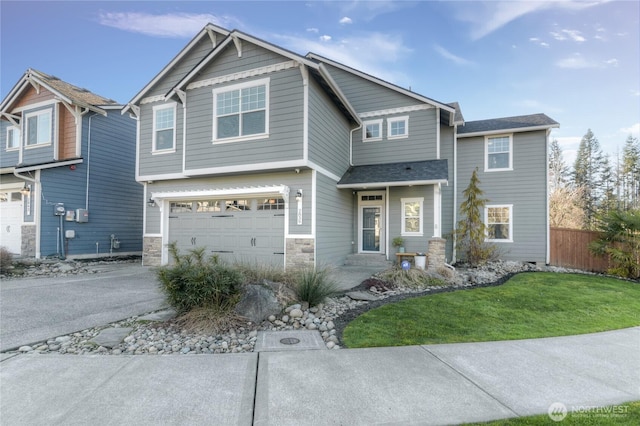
286;238;315;270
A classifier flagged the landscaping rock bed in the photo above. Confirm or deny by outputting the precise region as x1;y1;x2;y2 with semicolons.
10;261;578;356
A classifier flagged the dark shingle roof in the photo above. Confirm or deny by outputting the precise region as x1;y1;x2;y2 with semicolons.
447;102;464;124
28;69;118;106
458;113;558;135
337;160;448;188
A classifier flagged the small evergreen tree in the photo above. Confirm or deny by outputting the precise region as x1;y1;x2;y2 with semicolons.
590;209;640;279
454;168;498;265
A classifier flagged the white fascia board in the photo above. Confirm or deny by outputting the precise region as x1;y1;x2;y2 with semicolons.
457;124;560;138
317;63;361;126
150;185;288;201
184;159;307;177
137;172;187;182
0;78;30;112
307;53;455;114
15;158;83;172
337;178;448;189
167;36;235;98
235;31;318;69
124;24;231;113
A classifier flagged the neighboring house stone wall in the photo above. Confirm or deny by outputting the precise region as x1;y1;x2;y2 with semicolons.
143;236;162;266
21;225;36;257
286;237;315;269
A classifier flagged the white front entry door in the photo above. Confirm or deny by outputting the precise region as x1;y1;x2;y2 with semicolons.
358;191;385;253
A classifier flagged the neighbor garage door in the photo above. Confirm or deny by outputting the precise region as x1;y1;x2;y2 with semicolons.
168;197;285;266
0;190;23;255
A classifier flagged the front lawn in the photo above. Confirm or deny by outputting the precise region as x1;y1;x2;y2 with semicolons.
343;272;640;348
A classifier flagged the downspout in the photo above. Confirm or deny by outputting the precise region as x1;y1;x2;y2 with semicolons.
545;128;551;265
86;113;98;210
452;124;458;263
349;123;362;166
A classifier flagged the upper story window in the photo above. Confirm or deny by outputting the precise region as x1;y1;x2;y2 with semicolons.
486;135;512;171
401;197;423;236
486;205;513;242
25;110;51;146
363;119;382;142
213;78;269;142
387;116;409;139
153;103;176;152
6;126;20;150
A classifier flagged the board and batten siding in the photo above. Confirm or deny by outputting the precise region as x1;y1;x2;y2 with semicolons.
352;108;438;166
307;77;351;177
315;172;354;266
387;186;435;254
184;68;304;171
456;130;548;263
38;110;140;257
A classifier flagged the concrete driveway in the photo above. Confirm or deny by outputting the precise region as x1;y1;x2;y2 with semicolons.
0;264;166;351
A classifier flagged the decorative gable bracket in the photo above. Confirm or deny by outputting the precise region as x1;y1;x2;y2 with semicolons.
1;112;21;126
232;35;242;58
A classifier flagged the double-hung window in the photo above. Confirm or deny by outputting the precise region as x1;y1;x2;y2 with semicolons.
387;116;409;139
153;103;176;152
486;205;513;242
486;135;512;171
25;110;51;146
213;79;269;142
401;197;423;236
363;119;382;142
6;126;20;150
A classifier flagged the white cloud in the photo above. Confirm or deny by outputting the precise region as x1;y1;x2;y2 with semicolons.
319;35;332;42
556;53;596;69
339;16;352;25
620;123;640;137
604;58;619;67
433;44;473;66
515;99;563;114
631;89;640;97
306;28;319;33
562;29;586;42
529;37;549;47
97;12;237;38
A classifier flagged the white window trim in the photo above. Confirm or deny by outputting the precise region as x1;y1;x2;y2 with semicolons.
152;102;177;154
485;204;513;243
212;77;270;144
363;119;383;142
6;125;20;151
387;116;409;140
401;197;423;236
485;134;513;172
24;109;52;148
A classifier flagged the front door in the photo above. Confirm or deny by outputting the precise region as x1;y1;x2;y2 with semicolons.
358;191;385;253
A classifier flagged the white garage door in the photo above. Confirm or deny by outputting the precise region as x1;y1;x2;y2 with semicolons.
168;197;285;266
0;191;23;255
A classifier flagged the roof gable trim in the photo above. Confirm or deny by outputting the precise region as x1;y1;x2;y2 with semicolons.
457;124;559;138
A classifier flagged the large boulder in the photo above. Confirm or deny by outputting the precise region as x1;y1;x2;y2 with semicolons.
234;282;284;323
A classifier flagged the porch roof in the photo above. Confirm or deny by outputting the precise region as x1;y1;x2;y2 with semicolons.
337;159;448;189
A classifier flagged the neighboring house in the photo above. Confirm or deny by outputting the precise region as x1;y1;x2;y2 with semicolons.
0;69;142;259
125;24;558;268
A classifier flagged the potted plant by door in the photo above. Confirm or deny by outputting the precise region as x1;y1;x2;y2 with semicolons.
392;236;405;253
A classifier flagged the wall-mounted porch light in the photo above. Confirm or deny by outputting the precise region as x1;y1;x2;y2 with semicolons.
147;198;156;207
295;189;303;201
20;184;31;196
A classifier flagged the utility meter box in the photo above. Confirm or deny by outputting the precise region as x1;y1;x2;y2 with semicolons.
76;209;89;223
65;230;76;239
54;203;65;216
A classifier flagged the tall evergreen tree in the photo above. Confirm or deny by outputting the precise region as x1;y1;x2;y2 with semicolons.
599;154;617;213
548;138;568;192
573;129;605;228
621;135;640;209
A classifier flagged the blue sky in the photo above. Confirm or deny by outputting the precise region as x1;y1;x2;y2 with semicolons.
1;1;638;167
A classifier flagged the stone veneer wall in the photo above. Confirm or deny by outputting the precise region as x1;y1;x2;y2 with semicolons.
427;237;446;272
21;225;36;257
286;238;315;269
143;236;162;266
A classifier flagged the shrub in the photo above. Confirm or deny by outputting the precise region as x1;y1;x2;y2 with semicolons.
376;267;445;289
590;209;640;279
0;247;13;275
293;268;339;307
157;243;243;313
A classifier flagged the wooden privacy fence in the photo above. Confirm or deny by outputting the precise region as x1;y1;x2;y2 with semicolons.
549;227;611;272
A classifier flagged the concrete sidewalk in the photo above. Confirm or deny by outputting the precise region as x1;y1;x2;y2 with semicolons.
1;327;638;425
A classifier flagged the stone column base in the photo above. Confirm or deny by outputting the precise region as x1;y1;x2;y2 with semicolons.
428;237;446;272
286;238;315;270
21;224;36;258
143;236;162;266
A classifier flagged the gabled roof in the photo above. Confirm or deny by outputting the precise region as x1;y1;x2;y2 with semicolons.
123;23;231;113
337;159;448;189
1;68;117;116
457;113;559;138
306;53;456;121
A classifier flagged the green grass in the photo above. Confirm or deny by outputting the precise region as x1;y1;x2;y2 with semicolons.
468;401;640;425
343;272;640;348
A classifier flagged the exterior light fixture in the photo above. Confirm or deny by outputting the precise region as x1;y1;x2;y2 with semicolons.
147;198;156;207
20;184;31;196
295;189;303;201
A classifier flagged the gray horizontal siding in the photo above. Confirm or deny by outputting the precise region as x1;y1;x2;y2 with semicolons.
323;64;419;112
456;130;548;263
198;41;291;80
440;125;455;262
387;186;435;254
353;108;438;165
138;101;184;176
21;104;57;166
315;172;354;266
0;120;19;168
308;77;351;177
